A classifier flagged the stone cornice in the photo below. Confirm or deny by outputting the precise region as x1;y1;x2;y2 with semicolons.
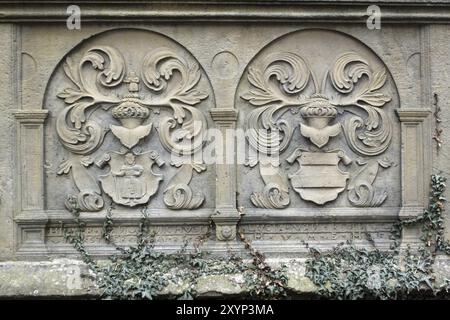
2;2;450;23
396;108;431;122
210;109;238;123
13;109;49;123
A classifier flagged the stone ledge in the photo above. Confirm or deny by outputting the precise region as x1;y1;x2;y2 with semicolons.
1;256;449;298
0;259;98;297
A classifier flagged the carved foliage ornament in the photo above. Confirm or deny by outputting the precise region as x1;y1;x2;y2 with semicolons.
56;46;209;211
242;52;394;207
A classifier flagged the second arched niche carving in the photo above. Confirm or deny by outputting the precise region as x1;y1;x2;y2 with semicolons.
236;29;400;209
48;29;214;212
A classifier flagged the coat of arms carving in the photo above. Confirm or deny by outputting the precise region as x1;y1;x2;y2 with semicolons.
56;46;209;211
242;51;394;207
96;151;163;207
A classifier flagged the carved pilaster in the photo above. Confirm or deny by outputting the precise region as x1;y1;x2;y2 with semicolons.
13;110;49;255
13;110;48;211
396;109;431;216
210;108;240;241
396;109;431;248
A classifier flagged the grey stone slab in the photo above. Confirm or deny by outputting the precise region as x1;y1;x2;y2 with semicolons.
0;1;448;298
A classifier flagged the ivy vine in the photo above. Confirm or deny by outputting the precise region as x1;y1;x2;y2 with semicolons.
305;174;450;299
63;174;450;299
63;205;288;299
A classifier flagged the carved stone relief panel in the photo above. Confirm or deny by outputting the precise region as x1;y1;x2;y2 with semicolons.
44;29;216;213
236;30;401;212
13;25;420;254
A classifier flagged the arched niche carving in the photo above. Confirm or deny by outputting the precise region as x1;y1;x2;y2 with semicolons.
44;28;216;213
235;29;401;210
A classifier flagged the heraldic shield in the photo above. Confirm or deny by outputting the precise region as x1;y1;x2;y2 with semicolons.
288;151;351;205
97;151;163;207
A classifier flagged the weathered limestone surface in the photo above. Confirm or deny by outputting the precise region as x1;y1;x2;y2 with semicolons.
430;25;450;240
0;1;450;297
0;258;339;297
0;24;15;260
0;257;449;298
0;259;97;297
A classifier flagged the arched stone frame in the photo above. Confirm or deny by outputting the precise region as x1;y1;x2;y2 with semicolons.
13;28;218;255
233;29;429;249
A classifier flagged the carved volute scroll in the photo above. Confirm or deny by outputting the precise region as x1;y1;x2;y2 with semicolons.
52;30;212;212
238;30;399;208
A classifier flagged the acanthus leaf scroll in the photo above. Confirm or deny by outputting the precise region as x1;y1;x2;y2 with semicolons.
56;46;209;211
242;51;394;207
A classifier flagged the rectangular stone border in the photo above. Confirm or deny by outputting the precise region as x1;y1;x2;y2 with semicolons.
10;207;399;258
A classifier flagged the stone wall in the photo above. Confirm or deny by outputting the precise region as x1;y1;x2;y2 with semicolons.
1;0;450;297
